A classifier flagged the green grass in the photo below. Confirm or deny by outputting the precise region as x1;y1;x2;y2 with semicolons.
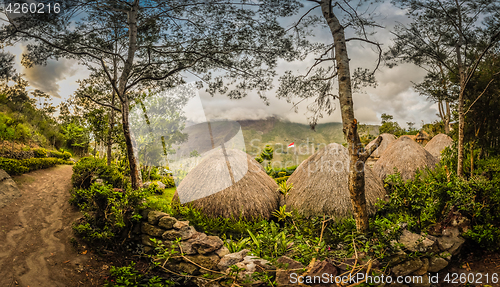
146;187;176;213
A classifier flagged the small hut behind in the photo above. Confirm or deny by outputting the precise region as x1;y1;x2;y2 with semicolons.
285;143;386;218
425;133;453;159
373;136;439;181
172;149;281;220
415;130;430;145
365;133;397;158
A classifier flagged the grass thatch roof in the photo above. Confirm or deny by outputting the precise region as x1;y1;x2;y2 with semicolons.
172;148;280;220
425;133;453;159
405;135;417;141
285;143;386;218
365;133;396;158
373;135;439;181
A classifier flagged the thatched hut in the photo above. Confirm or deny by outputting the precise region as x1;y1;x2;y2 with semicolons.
365;133;397;158
172;148;280;220
405;134;417;141
425;133;453;159
373;135;439;181
415;130;430;145
285;143;386;218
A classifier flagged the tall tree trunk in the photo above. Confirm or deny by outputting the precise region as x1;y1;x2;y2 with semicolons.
117;0;140;189
456;43;465;178
107;92;115;166
320;1;381;233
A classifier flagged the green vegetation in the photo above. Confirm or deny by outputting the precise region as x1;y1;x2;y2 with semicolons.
0;157;73;175
71;157;126;189
104;262;174;287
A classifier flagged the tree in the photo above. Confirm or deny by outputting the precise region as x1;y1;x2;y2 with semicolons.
1;0;301;189
379;113;403;135
386;0;500;177
277;0;383;232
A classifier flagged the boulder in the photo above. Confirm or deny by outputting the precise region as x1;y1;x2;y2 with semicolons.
217;249;250;271
398;230;436;252
148;210;168;225
392;259;423;277
409;274;431;287
0;169;21;208
276;256;304;287
178;262;199;275
141;222;165;237
173;220;190;230
185;253;220;271
412;258;429;276
215;246;230;258
307;260;337;287
158;216;178;230
428;256;448;272
191;235;224;255
162;225;196;241
437;227;465;255
157;181;166;189
179;241;197;255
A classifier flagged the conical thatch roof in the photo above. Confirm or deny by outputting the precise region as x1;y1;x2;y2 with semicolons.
365;133;397;158
285;143;386;218
373;135;439;181
425;133;453;159
416;130;430;144
172;148;280;220
405;135;417;141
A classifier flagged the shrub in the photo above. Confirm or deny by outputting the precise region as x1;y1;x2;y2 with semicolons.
104;262;174;287
160;176;175;188
0;157;72;175
33;148;48;158
0;157;29;175
49;150;72;160
70;183;145;246
72;157;124;189
275;176;289;184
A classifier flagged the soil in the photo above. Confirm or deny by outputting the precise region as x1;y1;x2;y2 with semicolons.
0;165;106;287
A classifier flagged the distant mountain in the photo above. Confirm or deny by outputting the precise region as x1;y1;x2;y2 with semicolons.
173;117;379;168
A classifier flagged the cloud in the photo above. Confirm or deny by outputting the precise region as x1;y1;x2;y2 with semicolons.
21;47;77;98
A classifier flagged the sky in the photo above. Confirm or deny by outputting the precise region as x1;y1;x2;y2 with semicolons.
2;0;440;129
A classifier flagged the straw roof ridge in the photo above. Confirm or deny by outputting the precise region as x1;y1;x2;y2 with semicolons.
366;133;397;158
425;133;453;159
172;148;281;220
373;135;439;182
285;143;386;218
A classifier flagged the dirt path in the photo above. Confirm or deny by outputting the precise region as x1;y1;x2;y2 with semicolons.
0;165;105;287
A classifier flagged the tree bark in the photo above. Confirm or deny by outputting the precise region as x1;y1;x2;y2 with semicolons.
320;0;381;233
117;0;141;189
456;43;465;178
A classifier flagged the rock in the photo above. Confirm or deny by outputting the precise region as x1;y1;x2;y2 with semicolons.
179;241;197;255
142;181;151;188
141;209;152;219
141;234;157;247
392;259;423;277
428;256;448;272
217;249;250;271
412;258;429;275
162;225;196;241
409;274;431;287
156;181;166;189
191;235;224;255
173;220;190;230
185;253;220;271
398;230;436;252
388;249;408;265
147;210;168;225
141;222;165;237
158;216;178;230
95;178;104;184
437;227;465;255
307;259;337;287
440;251;452;261
215;246;230;258
0;169;21;208
234;256;272;284
276;256;304;287
178;262;199;275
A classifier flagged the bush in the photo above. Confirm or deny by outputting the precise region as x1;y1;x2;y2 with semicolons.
49;150;72;160
70;183;145;246
72;157;124;189
33;148;48;158
160;176;175;188
0;157;72;175
0;157;29;175
275;176;289;184
104;262;174;287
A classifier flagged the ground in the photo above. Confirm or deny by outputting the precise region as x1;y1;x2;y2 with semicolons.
0;165;106;287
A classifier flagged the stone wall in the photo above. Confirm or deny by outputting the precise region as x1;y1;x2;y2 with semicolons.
135;210;466;287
